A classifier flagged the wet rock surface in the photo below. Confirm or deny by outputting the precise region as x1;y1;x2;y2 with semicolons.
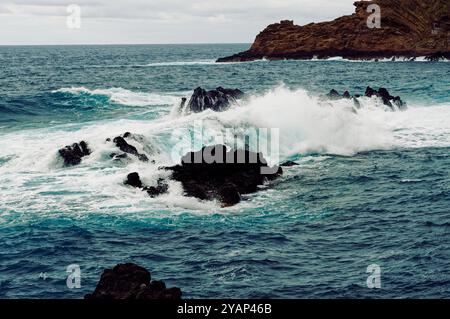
85;263;182;300
217;0;449;62
124;172;169;198
182;87;245;113
58;141;91;166
166;145;282;207
326;87;406;110
112;135;149;162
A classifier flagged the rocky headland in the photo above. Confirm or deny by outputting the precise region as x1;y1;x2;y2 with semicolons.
217;0;450;62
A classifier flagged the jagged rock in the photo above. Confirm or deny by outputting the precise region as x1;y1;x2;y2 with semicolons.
425;52;448;61
84;263;182;300
217;0;450;62
123;132;158;156
111;136;149;162
183;87;245;113
364;86;405;109
166;145;282;207
326;87;405;110
365;86;377;98
343;91;351;99
58;141;91;166
125;172;143;188
327;89;341;100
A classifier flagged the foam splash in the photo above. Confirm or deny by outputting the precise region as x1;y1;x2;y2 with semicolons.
1;86;449;214
145;60;217;66
53;87;182;107
145;59;269;67
305;56;450;63
169;86;397;158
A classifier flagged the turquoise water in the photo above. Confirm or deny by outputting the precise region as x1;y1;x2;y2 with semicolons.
0;44;449;298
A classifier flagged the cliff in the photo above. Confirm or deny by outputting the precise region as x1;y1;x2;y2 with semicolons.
217;0;450;62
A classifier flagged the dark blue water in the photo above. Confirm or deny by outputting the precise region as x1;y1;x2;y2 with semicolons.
0;44;449;298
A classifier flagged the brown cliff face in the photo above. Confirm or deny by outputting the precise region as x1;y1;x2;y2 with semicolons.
217;0;450;62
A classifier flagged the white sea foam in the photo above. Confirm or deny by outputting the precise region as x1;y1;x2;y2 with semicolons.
145;60;217;66
1;86;449;215
53;87;183;106
306;56;450;63
144;59;268;66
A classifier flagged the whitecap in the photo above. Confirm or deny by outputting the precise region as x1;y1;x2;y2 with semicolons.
53;87;183;107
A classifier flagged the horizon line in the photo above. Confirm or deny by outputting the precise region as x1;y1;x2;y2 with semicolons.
0;42;252;47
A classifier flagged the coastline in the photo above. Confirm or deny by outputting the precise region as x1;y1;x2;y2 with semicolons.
218;0;450;63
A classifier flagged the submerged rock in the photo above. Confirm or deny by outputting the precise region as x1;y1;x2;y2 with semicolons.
144;179;169;198
425;52;448;61
85;263;182;300
183;87;245;113
58;141;91;166
166;145;282;207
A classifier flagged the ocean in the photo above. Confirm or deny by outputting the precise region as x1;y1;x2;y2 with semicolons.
0;44;449;298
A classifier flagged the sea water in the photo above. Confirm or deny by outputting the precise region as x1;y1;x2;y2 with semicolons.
0;44;449;298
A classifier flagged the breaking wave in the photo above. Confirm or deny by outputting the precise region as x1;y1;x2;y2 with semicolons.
0;86;449;214
53;87;183;107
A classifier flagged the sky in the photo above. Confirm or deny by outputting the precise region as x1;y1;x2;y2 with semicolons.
0;0;356;45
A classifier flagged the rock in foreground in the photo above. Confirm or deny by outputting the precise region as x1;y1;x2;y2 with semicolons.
85;263;182;300
167;145;282;207
217;0;449;62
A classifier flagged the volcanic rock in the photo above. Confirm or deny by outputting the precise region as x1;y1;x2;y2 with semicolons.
166;145;282;207
182;87;245;113
124;172;168;198
111;135;149;162
326;87;405;109
217;0;450;62
58;141;91;166
364;86;405;109
84;263;182;300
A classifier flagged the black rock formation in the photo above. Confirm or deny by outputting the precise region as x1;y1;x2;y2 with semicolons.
166;145;282;207
85;263;182;300
326;87;406;110
58;141;91;166
144;179;169;198
111;135;149;162
183;87;245;113
364;86;405;109
125;172;143;188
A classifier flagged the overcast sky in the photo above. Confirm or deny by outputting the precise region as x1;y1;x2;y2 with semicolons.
0;0;356;45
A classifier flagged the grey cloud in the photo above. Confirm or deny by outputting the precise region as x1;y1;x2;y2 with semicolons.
0;0;356;44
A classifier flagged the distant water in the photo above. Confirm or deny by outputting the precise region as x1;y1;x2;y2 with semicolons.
0;44;449;298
